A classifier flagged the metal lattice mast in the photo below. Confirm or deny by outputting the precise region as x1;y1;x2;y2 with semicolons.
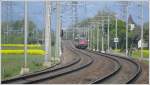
74;2;78;39
120;2;129;57
84;1;87;38
43;1;51;67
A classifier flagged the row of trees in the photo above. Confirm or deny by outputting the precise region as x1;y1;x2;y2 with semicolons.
1;19;41;44
2;19;57;46
67;10;149;52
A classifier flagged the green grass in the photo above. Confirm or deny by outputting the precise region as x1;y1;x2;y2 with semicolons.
1;46;57;80
131;50;149;58
112;49;149;59
1;54;44;80
143;61;149;64
112;49;121;52
2;46;44;50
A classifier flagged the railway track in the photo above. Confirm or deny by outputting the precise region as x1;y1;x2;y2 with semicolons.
87;50;141;84
1;41;141;84
36;41;121;84
2;49;81;84
2;41;93;84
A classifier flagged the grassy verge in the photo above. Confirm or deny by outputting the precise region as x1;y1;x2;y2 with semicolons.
1;54;44;80
131;50;149;58
1;46;57;80
112;49;149;58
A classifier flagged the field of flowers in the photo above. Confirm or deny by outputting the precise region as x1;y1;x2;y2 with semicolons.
0;50;45;55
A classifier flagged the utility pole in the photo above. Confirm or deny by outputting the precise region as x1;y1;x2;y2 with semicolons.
101;20;105;53
43;1;51;67
149;0;150;61
140;1;144;60
92;25;95;51
89;23;98;52
66;31;68;40
90;27;93;50
88;27;90;49
24;0;28;69
55;1;61;62
125;4;129;57
115;15;118;50
88;24;92;50
20;1;29;74
6;3;9;44
71;4;74;40
0;1;1;58
107;16;110;53
96;23;99;51
84;1;87;39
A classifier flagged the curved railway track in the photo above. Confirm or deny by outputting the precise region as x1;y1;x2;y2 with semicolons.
2;48;81;84
37;41;120;84
87;50;141;84
2;41;93;84
2;41;141;84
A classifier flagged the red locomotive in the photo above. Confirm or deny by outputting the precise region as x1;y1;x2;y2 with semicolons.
74;36;88;49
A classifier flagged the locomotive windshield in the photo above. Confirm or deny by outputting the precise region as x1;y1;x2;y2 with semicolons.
79;36;86;40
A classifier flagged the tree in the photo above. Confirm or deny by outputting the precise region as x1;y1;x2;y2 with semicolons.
1;19;36;44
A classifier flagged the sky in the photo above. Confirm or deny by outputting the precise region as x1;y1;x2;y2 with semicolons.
1;1;149;31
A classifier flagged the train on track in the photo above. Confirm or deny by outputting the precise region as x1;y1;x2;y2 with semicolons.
74;36;88;49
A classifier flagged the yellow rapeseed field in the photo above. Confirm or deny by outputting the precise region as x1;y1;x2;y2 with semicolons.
1;44;41;47
0;50;45;55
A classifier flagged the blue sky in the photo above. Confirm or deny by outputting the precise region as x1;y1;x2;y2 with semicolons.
2;1;149;30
